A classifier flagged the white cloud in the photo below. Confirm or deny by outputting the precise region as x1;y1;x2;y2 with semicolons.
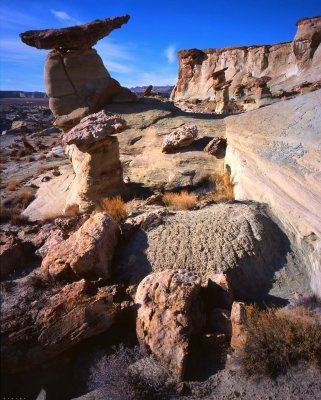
121;72;178;88
50;9;81;24
164;45;176;64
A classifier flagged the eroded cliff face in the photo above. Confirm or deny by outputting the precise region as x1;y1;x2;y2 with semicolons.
171;16;321;113
225;90;321;296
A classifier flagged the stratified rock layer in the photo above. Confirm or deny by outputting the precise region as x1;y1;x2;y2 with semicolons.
1;278;123;372
225;90;321;296
171;16;321;112
20;15;130;50
135;269;204;378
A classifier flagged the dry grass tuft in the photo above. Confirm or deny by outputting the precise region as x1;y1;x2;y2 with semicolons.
6;179;21;191
100;195;128;224
64;203;79;217
207;170;234;202
25;155;35;162
242;305;321;378
163;191;197;210
17;189;34;207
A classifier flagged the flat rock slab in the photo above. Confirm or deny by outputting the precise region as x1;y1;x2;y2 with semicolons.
20;15;130;50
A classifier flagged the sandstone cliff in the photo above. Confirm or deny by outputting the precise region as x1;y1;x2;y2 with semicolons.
171;16;321;112
225;89;321;296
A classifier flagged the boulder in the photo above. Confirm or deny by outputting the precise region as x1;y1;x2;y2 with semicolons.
1;278;124;372
225;90;321;297
162;124;198;153
116;203;297;300
0;233;26;279
63;110;126;210
20;15;130;50
41;212;119;282
203;137;227;156
135;269;205;378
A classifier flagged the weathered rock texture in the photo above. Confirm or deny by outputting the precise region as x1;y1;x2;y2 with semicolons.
171;16;321;112
20;16;135;130
41;212;119;282
20;15;130;50
225;90;321;296
135;269;204;378
116;203;299;300
162;124;198;153
1;278;124;372
63;110;127;210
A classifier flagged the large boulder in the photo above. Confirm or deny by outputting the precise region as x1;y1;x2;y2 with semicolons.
225;90;321;297
162;124;198;153
135;269;205;378
63;110;127;210
41;212;119;282
1;278;124;373
116;203;305;300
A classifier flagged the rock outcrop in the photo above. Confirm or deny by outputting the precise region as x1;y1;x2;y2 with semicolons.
20;16;136;130
1;278;124;372
41;212;119;282
135;269;204;378
116;203;302;300
225;90;321;297
171;16;321;112
63;110;127;210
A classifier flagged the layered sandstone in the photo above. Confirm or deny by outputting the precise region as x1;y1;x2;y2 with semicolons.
225;90;321;296
63;110;127;210
171;16;321;112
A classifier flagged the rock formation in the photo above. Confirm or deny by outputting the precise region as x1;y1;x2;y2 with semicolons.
1;278;125;372
115;203;303;300
135;269;205;378
63;110;127;210
171;16;321;112
225;90;321;297
203;136;227;156
20;16;136;130
42;212;119;282
162;124;198;153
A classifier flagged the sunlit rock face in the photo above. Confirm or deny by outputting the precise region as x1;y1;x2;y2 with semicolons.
225;90;321;297
171;16;321;113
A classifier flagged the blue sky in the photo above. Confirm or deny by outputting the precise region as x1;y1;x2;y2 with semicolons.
0;0;320;91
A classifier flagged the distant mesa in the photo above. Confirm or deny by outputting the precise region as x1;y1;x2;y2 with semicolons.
19;15;136;131
19;15;130;50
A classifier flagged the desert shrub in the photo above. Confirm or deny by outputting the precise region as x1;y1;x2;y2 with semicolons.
208;170;234;202
64;203;79;217
0;206;30;224
162;191;197;210
242;305;321;378
38;153;46;160
88;346;174;400
17;189;34;207
88;345;141;400
25;155;35;162
100;195;128;223
6;179;21;191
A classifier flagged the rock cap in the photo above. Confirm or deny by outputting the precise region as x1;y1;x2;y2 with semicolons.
20;15;130;50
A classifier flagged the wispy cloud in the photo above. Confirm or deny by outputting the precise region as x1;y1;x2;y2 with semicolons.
0;38;46;62
0;6;40;29
164;45;176;64
50;9;81;24
95;40;134;74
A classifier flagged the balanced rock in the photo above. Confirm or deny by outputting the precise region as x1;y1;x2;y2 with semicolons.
63;110;126;209
20;16;136;130
162;124;198;153
41;212;119;282
20;15;130;50
135;269;205;378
